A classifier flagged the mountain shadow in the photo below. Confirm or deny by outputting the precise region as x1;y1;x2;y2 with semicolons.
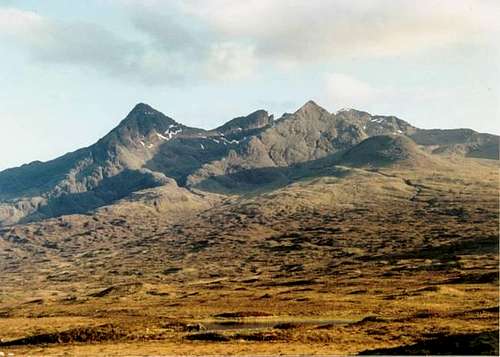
190;135;434;194
19;169;168;223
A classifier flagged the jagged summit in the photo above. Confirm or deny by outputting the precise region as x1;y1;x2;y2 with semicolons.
297;99;324;110
130;102;157;114
335;108;371;116
103;103;181;149
118;103;177;128
215;109;274;134
294;100;330;117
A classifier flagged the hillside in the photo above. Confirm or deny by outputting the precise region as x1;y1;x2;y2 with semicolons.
338;134;439;168
0;152;498;355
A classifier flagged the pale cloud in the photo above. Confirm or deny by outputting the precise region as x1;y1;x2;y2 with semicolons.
205;42;257;81
0;7;168;83
119;0;500;81
325;73;384;108
323;72;458;112
180;0;500;61
0;6;256;85
127;3;257;81
0;7;44;36
1;1;499;85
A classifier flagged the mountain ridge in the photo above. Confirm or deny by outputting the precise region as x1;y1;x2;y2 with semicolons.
0;100;497;225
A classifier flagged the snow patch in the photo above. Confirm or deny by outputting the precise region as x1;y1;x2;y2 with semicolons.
156;133;168;140
219;136;248;145
163;126;183;140
370;117;385;124
225;139;240;144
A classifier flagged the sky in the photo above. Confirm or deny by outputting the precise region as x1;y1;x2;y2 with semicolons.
0;0;499;170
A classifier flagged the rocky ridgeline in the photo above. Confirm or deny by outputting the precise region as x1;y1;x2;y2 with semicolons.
0;101;497;225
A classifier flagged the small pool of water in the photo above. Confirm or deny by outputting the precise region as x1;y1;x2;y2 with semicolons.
204;319;348;331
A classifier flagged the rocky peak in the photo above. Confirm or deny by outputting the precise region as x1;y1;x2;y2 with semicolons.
294;100;330;120
120;103;177;128
216;110;274;135
101;103;180;148
129;102;157;115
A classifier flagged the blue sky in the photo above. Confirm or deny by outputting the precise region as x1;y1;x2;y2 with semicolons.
0;0;498;170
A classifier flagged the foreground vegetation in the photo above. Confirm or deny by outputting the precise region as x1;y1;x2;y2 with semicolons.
0;157;498;355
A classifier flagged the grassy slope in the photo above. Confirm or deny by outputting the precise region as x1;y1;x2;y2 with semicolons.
0;156;498;355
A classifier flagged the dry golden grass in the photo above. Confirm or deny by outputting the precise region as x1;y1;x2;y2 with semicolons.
0;156;498;355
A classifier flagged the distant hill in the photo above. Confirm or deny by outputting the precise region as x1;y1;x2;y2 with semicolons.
339;135;437;168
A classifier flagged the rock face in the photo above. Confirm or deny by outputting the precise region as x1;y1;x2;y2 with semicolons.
0;100;497;225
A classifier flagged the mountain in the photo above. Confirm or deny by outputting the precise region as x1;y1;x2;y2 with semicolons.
0;101;497;225
0;101;498;355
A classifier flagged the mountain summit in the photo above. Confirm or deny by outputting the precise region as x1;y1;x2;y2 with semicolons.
104;103;180;146
0;101;497;225
294;100;330;118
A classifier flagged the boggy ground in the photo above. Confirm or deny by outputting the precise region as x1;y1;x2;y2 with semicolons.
0;158;498;355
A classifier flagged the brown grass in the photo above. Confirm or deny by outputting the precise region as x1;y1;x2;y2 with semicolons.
0;157;498;355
